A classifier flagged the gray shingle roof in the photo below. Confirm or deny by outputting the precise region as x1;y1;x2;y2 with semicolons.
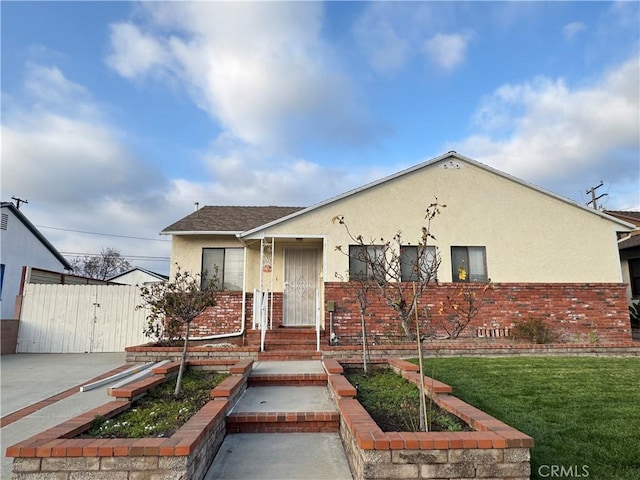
162;206;304;234
605;210;640;225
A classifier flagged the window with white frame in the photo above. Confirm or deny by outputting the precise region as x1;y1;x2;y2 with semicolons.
202;248;243;291
400;246;437;282
451;246;488;282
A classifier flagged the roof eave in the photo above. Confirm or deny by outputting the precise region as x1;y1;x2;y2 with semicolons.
161;230;243;236
1;203;72;270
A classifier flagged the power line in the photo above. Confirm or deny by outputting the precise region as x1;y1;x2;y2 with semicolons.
36;225;170;242
60;252;170;261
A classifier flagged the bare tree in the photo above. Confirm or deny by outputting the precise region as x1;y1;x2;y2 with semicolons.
333;200;445;432
333;270;377;374
69;247;131;280
137;266;217;396
438;281;494;339
333;199;444;342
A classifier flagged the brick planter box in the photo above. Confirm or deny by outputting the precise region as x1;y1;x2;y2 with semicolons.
125;340;640;364
6;359;253;480
324;358;534;480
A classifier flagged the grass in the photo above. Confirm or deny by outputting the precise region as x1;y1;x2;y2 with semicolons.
346;368;467;432
87;369;228;438
410;356;640;480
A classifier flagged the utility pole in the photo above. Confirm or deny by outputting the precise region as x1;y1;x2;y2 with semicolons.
586;181;607;210
11;197;28;210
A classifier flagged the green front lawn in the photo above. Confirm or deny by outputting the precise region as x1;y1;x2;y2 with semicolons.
410;357;640;480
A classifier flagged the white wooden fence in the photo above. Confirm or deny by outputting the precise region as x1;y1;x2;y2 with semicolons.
17;284;148;353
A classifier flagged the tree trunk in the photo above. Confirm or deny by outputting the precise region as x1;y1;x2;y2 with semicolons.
361;312;368;374
174;321;190;396
401;315;417;341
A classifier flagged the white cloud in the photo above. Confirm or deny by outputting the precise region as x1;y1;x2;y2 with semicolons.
24;63;90;106
105;2;376;150
455;56;640;206
352;2;411;74
1;63;179;272
2;63;163;203
563;21;586;40
423;33;471;72
105;23;168;79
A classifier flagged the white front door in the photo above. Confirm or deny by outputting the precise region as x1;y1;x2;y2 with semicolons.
283;247;318;326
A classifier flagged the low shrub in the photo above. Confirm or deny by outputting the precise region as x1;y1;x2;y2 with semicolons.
511;317;558;344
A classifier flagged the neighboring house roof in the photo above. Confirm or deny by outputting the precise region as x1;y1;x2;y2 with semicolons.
1;202;72;270
108;267;169;282
241;152;636;238
162;206;304;235
619;234;640;250
605;210;640;227
605;211;640;251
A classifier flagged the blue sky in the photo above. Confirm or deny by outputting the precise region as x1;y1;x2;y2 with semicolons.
2;1;639;274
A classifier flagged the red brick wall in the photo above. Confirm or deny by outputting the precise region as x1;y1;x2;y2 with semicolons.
189;292;284;337
185;284;631;345
1;319;19;354
324;282;631;345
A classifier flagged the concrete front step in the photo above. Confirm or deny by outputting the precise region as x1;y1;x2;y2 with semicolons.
228;381;337;432
206;361;353;480
257;350;323;361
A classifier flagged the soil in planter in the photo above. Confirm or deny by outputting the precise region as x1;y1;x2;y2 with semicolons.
346;368;471;433
81;369;228;438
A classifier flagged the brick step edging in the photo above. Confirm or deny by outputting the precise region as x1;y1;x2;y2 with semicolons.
249;373;328;387
227;411;339;433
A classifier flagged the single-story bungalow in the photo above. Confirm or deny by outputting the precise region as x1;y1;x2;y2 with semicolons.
161;152;636;345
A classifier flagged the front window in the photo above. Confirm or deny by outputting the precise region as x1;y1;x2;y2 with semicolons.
202;248;243;291
400;246;437;282
451;246;488;282
349;245;385;281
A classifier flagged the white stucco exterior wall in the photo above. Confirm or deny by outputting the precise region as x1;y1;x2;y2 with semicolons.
254;158;626;283
168;156;631;290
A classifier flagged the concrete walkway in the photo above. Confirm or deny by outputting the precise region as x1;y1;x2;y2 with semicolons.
206;360;353;479
1;353;127;479
1;356;353;480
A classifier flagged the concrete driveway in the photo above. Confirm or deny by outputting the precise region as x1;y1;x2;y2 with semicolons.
1;353;128;478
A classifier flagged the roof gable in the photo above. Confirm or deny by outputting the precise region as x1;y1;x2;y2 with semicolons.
109;267;169;282
162;206;304;234
1;202;72;270
241;152;635;237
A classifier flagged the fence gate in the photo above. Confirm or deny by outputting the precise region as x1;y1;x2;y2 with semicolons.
16;284;148;353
